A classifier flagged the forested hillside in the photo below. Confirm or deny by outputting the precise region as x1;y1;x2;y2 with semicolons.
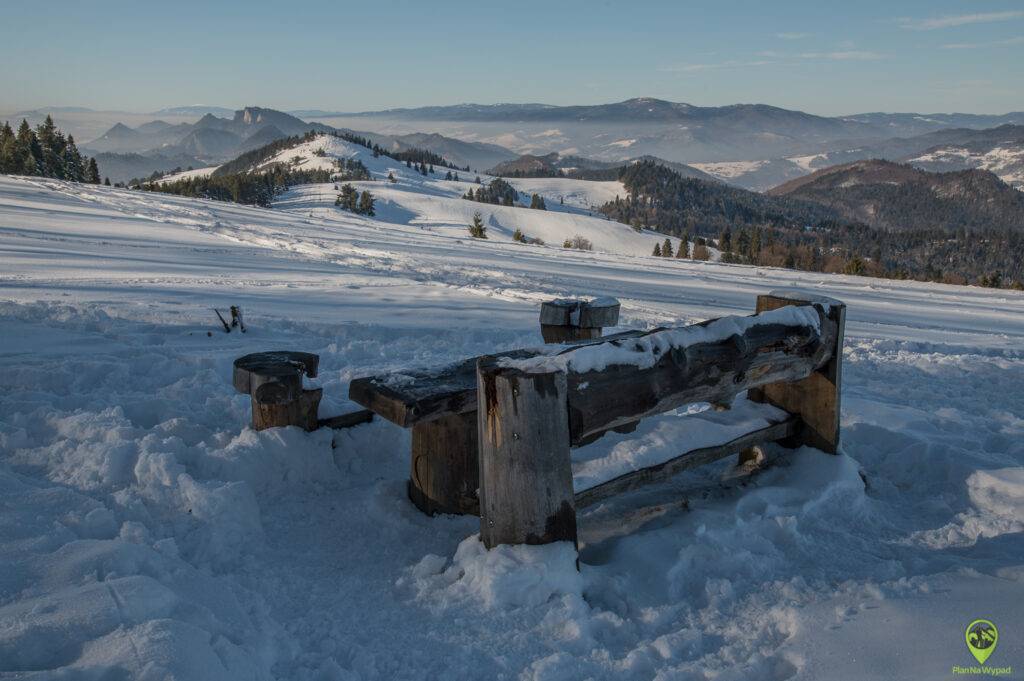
601;160;1024;287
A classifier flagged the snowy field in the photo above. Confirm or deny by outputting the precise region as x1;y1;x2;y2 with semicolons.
2;172;1024;680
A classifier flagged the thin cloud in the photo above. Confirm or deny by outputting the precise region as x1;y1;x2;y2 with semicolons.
898;11;1024;30
659;60;775;73
941;36;1024;49
776;32;810;40
798;51;884;61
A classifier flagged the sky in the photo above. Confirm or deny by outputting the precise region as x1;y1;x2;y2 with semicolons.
1;0;1023;116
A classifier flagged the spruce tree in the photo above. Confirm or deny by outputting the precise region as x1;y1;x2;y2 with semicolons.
358;190;375;216
662;238;673;257
0;122;15;173
104;177;111;186
678;232;690;258
719;227;732;253
468;212;487;238
653;243;662;257
16;120;41;175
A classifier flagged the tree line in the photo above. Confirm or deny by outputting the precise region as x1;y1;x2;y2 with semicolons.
602;160;1024;288
0;116;102;183
146;167;333;207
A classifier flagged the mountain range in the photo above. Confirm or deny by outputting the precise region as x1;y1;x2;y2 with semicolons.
43;99;1024;188
80;108;517;182
301;98;1024;166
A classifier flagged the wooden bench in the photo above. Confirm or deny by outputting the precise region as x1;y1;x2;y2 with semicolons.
350;291;846;545
474;290;845;549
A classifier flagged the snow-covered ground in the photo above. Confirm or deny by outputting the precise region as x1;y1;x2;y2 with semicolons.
688;160;769;180
909;145;1024;189
155;165;220;185
2;173;1024;680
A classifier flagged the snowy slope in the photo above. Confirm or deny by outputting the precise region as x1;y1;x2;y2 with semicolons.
908;144;1024;189
250;134;665;256
156;165;220;184
2;174;1024;680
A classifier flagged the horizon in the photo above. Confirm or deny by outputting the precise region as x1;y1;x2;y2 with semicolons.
3;0;1023;116
6;96;1024;121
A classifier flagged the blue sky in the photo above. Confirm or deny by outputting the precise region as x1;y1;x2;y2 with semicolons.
2;0;1023;115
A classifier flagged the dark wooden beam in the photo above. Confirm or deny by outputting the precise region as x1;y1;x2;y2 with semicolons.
573;417;799;509
317;409;374;430
562;305;838;445
348;329;652;428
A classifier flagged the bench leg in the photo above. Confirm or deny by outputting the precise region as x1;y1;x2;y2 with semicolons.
252;388;322;432
477;362;576;550
408;411;480;516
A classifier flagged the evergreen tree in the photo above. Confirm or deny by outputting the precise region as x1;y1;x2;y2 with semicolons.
719;227;732;253
61;136;84;182
453;172;459;182
335;183;359;211
0;122;15;173
358;190;375;216
16;119;41;175
652;243;662;257
387;171;396;183
86;155;100;183
678;232;690;258
662;238;673;257
445;170;453;180
468;212;487;238
104;177;111;186
529;193;546;210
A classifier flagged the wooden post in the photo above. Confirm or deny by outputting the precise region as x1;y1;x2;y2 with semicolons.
477;358;576;549
408;411;480;516
233;351;322;431
540;297;620;343
748;290;846;453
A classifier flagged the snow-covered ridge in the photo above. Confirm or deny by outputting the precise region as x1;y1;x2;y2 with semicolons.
909;144;1024;188
243;133;663;257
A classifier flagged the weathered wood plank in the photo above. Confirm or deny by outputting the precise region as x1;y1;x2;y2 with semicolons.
317;409;374;430
477;359;576;549
348;329;652;427
560;305;838;445
539;297;620;328
233;351;319;395
748;291;846;454
573;417;799;509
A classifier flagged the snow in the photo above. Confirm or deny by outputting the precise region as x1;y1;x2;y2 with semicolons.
504;304;821;374
156;165;220;184
2;171;1024;679
787;154;825;172
910;144;1024;188
689;159;769;179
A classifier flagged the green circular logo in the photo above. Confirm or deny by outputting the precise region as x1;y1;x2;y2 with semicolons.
966;619;998;665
